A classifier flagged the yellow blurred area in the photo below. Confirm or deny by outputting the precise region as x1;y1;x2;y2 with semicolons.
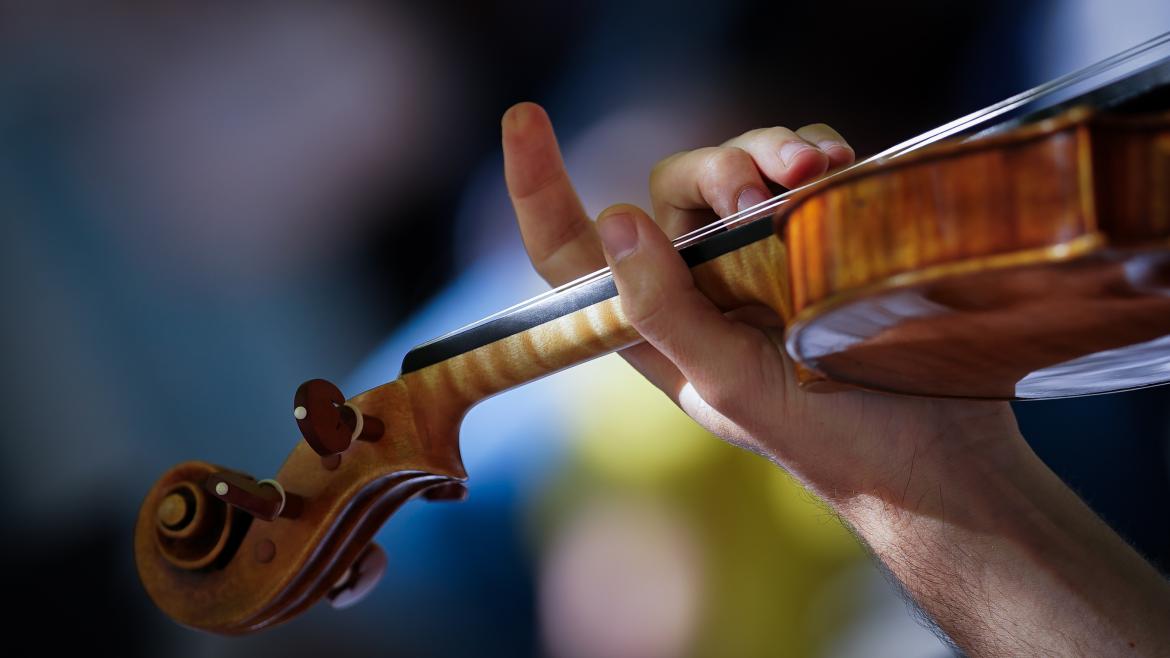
536;354;868;657
568;355;720;485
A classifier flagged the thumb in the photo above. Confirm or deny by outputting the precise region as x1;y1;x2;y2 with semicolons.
596;204;772;411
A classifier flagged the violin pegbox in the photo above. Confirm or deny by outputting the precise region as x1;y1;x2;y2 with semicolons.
134;376;468;634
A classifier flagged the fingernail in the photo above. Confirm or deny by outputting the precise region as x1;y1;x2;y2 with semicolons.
504;103;531;129
779;141;816;167
817;140;853;158
598;213;638;262
736;186;768;213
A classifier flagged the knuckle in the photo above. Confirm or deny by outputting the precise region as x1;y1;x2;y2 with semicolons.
529;216;591;270
650;149;692;195
744;126;788;141
624;287;672;335
650;150;689;187
700;147;752;186
703;146;751;171
758;126;796;143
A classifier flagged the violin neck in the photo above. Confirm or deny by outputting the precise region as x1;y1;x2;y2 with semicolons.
398;216;792;435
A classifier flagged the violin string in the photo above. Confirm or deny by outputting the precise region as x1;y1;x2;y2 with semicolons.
669;29;1170;249
418;31;1170;348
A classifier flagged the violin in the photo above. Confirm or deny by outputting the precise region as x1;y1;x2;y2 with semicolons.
136;33;1170;633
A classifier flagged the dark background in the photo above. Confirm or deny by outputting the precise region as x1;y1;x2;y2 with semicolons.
1;1;1167;656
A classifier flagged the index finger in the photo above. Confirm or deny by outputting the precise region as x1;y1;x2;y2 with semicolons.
503;102;604;286
502;105;689;401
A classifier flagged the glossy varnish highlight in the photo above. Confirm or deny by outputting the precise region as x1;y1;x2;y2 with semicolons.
782;110;1170;397
783;113;1098;314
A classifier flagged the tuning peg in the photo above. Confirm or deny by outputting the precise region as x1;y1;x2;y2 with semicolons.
205;471;303;522
326;542;388;609
293;379;384;457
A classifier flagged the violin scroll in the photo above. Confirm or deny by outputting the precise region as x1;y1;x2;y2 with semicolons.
149;462;248;572
135;376;468;634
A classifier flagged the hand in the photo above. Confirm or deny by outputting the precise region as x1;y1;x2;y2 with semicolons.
501;101;1021;504
502;102;1170;657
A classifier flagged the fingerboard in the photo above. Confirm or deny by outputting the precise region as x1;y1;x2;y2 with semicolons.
400;215;776;374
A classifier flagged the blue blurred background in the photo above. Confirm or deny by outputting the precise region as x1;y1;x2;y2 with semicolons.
2;1;1168;656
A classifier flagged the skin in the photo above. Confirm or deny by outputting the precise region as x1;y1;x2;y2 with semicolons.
501;101;1170;657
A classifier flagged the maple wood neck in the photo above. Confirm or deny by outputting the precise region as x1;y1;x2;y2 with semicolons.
397;215;792;441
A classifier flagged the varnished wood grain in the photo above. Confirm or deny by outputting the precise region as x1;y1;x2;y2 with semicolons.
402;235;793;446
136;380;466;634
783;112;1099;314
781;110;1170;398
1093;112;1170;242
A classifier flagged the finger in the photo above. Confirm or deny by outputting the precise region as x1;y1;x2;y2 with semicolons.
722;126;830;189
502;104;686;398
596;204;779;413
620;343;689;403
502;102;602;286
649;146;773;239
795;123;855;168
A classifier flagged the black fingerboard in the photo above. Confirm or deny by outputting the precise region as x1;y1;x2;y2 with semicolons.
400;215;776;374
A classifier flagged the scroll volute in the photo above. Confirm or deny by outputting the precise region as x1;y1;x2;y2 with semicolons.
134;377;467;635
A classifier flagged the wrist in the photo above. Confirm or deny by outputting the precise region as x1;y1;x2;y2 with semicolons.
786;399;1028;520
832;423;1036;531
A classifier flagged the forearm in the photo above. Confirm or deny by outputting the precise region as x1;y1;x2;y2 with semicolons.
502;101;1170;655
832;432;1170;657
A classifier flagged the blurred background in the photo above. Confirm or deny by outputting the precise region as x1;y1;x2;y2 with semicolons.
2;1;1168;656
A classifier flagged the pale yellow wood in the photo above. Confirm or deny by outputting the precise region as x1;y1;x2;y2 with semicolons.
402;234;793;447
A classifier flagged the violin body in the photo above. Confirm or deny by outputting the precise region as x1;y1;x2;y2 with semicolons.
784;108;1170;398
136;38;1170;634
